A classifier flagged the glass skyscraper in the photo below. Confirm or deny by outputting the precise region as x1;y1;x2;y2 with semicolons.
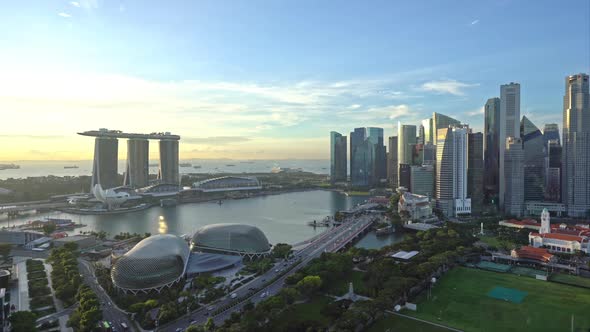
350;127;386;187
521;116;545;202
499;83;521;210
330;131;347;183
484;97;500;204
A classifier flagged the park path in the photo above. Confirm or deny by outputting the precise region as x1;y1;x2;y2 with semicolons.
385;311;463;332
44;262;73;332
14;257;30;311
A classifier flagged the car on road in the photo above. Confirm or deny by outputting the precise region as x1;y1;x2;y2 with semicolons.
230;293;237;299
260;292;267;298
207;306;215;311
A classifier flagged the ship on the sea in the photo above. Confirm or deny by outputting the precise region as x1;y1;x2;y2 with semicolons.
64;165;79;169
0;163;20;170
180;163;192;167
193;165;202;169
226;164;236;167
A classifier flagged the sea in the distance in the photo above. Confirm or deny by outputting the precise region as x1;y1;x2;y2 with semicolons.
0;159;330;180
1;190;403;249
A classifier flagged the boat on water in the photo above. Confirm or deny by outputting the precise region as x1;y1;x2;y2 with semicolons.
180;163;192;167
64;165;79;169
376;225;395;236
0;163;20;170
193;165;202;169
226;164;236;167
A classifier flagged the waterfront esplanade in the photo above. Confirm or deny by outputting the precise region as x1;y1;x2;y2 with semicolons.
78;128;180;190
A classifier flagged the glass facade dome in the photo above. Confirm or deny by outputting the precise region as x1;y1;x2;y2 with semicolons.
111;234;190;292
191;223;270;254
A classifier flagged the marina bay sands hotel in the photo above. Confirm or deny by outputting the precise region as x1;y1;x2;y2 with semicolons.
78;129;180;189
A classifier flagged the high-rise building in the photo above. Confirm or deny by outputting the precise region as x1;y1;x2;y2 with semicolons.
398;123;417;165
387;136;398;188
330;132;347;183
410;164;434;198
545;139;562;202
350;128;369;187
543;123;560;149
422;112;461;145
367;127;387;185
158;139;179;184
436;126;471;217
562;73;590;217
411;144;423;166
468;132;484;215
423;143;436;166
504;137;524;217
499;83;521;210
484;97;501;204
91;137;119;190
124;139;149;188
399;163;411;190
418;124;425;145
520;116;545;202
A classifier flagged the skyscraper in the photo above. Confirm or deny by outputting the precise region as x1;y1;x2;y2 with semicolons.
398;123;417;165
410;164;434;198
422;143;436;166
546;139;562;202
124;138;149;188
543;123;560;148
158;139;179;185
91;137;119;190
422;112;461;145
330;132;347;183
468;132;484;215
367;127;387;185
387;136;398;188
418;124;425;145
504;137;524;217
520;116;545;202
484;97;500;203
436;126;471;217
499;83;521;210
350;128;369;187
399;163;411;190
562;73;590;217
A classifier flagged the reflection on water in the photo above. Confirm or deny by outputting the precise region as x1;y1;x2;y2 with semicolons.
2;190;402;249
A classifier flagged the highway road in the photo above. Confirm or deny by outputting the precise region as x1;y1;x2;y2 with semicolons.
78;259;135;332
160;214;375;332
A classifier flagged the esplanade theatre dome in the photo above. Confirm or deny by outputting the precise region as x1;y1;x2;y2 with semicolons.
191;223;271;257
111;234;190;293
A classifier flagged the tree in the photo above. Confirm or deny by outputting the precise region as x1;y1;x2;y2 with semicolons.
9;311;38;332
186;325;205;332
0;243;11;261
42;223;56;235
205;317;216;332
296;275;322;297
272;243;292;259
63;242;79;252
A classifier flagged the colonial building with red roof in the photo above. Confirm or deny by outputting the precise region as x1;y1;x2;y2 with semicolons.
511;246;556;263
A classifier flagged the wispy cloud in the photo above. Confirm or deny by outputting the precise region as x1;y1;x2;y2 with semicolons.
69;1;80;7
183;136;251;145
421;80;479;96
58;12;71;18
466;106;484;116
471;19;479;25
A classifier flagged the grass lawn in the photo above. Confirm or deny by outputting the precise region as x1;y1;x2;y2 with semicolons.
367;314;452;332
477;235;514;249
272;295;333;329
325;270;368;296
550;273;590;289
405;266;590;332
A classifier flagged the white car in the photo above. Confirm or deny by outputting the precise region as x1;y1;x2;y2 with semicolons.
260;291;267;298
230;293;237;299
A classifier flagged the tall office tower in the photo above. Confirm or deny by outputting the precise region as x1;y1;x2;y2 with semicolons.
467;132;484;215
387;136;399;188
436;126;471;217
543;123;560;149
504;137;524;217
484;97;501;203
499;83;521;210
422;143;436;166
418;124;425;145
398;123;417;165
367;127;387;185
520;116;545;202
562;73;590;217
422;112;461;145
124;139;149;188
350;128;369;187
411;144;423;165
158;139;179;185
330;132;347;183
91;137;119;190
410;164;434;198
546;139;562;202
398;164;411;190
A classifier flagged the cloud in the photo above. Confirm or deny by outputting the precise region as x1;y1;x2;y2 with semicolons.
183;136;251;145
471;19;479;25
467;106;484;116
348;104;361;109
421;80;479;96
58;12;72;18
69;1;80;7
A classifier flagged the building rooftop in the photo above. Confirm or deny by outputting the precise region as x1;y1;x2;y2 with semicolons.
391;250;419;260
78;129;180;140
530;232;586;242
512;246;554;262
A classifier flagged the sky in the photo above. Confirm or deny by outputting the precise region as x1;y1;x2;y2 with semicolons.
0;0;589;161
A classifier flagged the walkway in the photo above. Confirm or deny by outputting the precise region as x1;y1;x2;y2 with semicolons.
44;262;73;332
385;311;463;332
14;257;30;311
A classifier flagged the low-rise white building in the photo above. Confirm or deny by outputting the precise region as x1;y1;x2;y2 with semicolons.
398;192;433;221
528;209;590;254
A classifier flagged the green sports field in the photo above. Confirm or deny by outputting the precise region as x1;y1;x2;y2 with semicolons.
405;266;590;332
